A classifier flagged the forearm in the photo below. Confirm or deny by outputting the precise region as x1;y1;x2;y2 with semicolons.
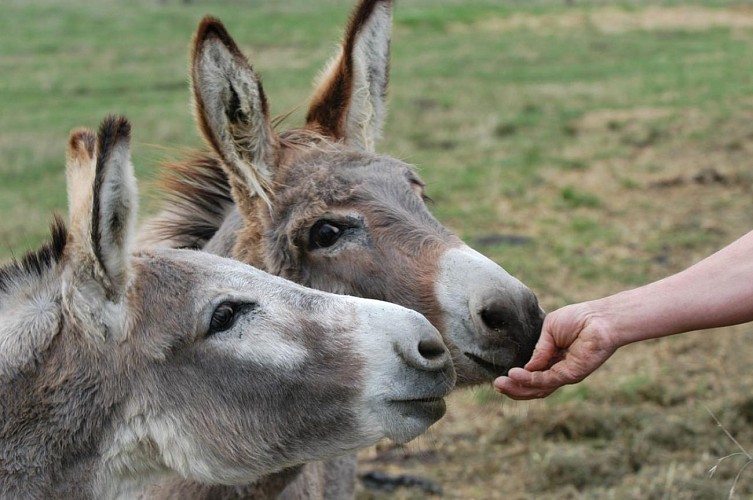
592;230;753;347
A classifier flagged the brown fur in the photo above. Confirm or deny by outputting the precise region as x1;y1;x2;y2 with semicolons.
147;152;233;250
140;0;541;497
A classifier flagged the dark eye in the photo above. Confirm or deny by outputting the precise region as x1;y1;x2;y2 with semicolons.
309;220;343;249
208;302;238;335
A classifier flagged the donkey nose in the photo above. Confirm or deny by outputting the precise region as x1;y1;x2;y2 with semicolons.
396;312;454;373
476;291;543;363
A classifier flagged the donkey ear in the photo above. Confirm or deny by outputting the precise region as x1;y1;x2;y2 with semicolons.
65;127;97;245
91;116;138;296
191;16;279;209
66;116;138;301
305;0;392;152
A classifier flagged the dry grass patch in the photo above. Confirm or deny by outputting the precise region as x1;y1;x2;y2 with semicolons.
453;6;753;35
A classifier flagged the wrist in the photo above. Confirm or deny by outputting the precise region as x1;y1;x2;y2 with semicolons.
589;283;685;347
578;295;633;351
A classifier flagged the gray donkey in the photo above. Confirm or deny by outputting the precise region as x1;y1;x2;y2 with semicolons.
0;116;456;499
141;1;545;497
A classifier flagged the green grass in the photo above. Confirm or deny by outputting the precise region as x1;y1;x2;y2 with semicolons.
3;0;753;267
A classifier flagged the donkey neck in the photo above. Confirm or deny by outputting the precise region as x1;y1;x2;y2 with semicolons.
203;206;242;258
0;326;126;499
205;205;270;272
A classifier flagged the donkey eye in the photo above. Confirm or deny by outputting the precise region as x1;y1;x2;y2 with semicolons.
309;221;343;249
208;302;239;335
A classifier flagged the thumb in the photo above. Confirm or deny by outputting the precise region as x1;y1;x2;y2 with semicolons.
523;327;560;371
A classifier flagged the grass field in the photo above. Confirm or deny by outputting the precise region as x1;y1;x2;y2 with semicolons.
4;0;753;497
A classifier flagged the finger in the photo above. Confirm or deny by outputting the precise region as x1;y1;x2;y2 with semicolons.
523;333;557;371
504;366;534;383
493;376;556;400
506;367;560;389
503;365;573;392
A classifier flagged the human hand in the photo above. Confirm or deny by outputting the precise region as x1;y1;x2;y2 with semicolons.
493;303;619;400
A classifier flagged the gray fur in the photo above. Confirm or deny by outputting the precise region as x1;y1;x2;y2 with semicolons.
0;116;455;499
203;207;242;256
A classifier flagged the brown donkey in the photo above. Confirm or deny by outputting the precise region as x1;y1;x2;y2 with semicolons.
0;116;456;499
141;1;544;497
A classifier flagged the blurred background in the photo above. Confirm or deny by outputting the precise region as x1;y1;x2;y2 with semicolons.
3;0;753;497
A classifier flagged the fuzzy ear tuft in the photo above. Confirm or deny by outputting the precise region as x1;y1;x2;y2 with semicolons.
306;0;392;152
191;16;279;211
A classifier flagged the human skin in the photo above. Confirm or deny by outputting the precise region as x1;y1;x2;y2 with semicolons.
495;230;753;400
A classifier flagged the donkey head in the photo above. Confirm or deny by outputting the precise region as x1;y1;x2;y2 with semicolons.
0;116;454;498
188;0;544;386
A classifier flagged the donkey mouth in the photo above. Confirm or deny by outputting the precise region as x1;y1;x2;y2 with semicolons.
389;396;445;407
383;398;447;443
397;397;444;404
464;352;511;376
389;397;446;415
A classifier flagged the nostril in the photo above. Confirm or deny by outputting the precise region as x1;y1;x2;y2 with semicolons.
418;338;446;361
480;305;514;333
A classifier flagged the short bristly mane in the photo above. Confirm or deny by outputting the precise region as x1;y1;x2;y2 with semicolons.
0;216;68;296
149;151;234;250
148;128;336;250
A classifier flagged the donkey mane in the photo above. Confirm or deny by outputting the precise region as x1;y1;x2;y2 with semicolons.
150;128;339;250
150;151;232;250
0;217;68;295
